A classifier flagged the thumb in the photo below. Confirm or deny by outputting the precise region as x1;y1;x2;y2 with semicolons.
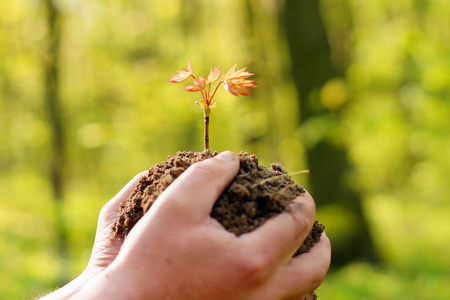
149;151;240;223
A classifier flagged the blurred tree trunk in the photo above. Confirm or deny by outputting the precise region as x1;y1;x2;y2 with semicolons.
242;0;284;162
282;0;379;267
44;0;70;284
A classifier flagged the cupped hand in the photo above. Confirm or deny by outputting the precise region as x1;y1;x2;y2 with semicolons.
74;151;331;300
38;172;145;300
86;171;146;275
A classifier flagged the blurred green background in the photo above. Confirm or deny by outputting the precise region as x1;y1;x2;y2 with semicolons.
1;0;449;299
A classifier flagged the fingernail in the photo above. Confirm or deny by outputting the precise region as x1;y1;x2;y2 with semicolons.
216;151;237;162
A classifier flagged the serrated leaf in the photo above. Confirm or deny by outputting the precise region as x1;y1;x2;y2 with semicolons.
223;64;257;96
207;66;221;85
168;60;193;83
184;77;206;92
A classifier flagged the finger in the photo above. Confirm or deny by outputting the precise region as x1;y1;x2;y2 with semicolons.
149;151;240;222
271;232;331;299
241;190;316;264
99;171;148;228
108;171;148;208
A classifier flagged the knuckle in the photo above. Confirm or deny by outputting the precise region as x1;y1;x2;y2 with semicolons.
292;213;311;237
294;192;316;215
290;198;316;234
236;252;272;285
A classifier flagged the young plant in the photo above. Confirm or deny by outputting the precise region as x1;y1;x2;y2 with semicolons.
169;60;257;150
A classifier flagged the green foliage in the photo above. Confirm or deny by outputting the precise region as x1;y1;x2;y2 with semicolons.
1;0;449;299
319;262;450;300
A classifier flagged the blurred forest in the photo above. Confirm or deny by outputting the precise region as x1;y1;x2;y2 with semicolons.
1;0;449;299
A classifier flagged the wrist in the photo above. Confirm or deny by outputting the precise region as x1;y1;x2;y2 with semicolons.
37;269;96;300
72;265;141;300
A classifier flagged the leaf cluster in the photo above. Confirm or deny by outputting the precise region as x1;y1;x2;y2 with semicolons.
169;60;257;112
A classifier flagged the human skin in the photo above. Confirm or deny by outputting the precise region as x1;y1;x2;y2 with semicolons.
40;151;331;300
37;171;147;300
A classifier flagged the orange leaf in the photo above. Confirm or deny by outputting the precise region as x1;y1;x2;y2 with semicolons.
223;81;239;96
224;80;254;96
207;66;221;85
223;64;257;96
184;77;206;92
224;64;254;81
168;60;193;83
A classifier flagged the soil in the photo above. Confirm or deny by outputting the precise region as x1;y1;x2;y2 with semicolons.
112;150;324;298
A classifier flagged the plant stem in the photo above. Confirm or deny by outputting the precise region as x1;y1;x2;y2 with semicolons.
203;108;210;150
210;80;223;100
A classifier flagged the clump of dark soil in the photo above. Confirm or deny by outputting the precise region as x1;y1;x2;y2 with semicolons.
112;150;324;258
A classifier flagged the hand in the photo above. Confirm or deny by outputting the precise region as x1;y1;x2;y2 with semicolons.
86;171;147;274
74;151;331;300
37;172;145;299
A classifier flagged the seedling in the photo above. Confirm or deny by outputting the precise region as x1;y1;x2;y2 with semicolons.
169;60;257;150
